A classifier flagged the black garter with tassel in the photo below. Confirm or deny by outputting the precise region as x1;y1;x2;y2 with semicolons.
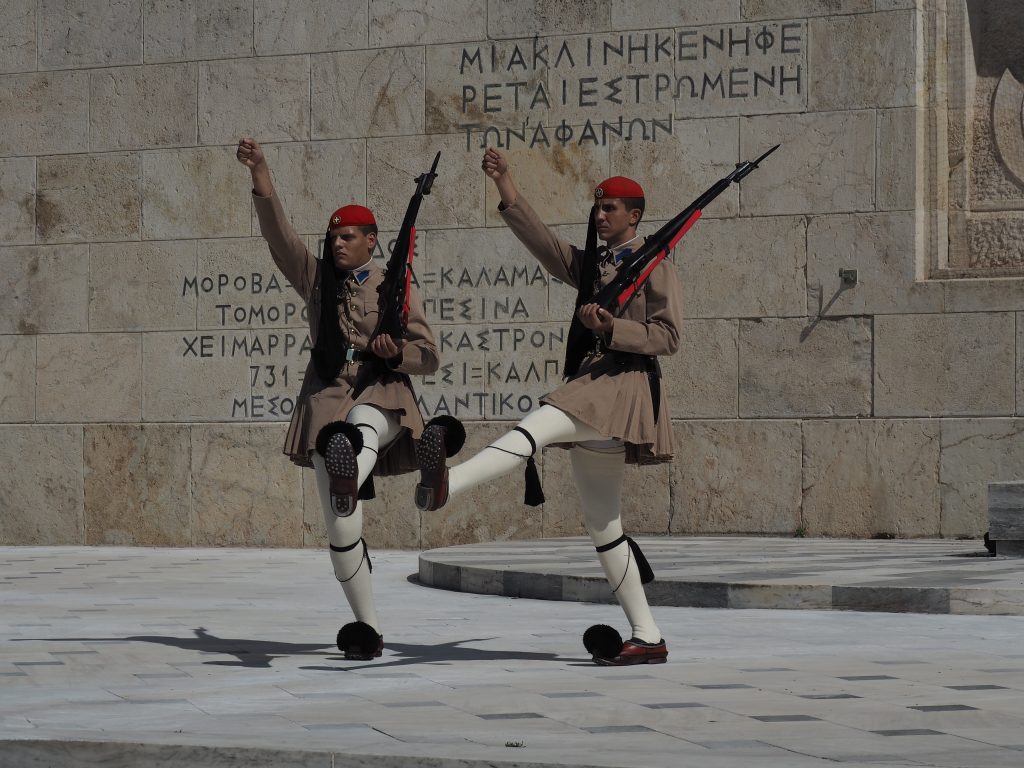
595;534;655;584
513;426;544;506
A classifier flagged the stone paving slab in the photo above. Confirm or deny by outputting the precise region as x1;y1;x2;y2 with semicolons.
419;537;1024;615
3;545;1024;768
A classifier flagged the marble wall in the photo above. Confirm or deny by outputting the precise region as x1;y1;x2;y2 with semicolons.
2;0;1023;547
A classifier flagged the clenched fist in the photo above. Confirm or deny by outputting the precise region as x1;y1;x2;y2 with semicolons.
481;147;509;180
236;137;265;169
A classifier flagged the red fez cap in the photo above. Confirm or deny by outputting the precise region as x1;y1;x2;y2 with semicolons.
327;204;376;231
594;176;644;200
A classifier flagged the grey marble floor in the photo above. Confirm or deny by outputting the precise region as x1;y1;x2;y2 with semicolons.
3;545;1024;768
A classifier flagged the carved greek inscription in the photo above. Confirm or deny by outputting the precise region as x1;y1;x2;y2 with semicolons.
444;23;806;148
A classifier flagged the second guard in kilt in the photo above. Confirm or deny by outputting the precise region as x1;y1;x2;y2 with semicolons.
414;148;683;666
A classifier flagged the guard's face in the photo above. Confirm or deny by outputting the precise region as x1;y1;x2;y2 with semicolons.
595;198;641;247
328;226;376;270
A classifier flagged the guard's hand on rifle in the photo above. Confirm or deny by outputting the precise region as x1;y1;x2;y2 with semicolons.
481;148;509;180
578;303;613;333
236;138;265;169
370;334;405;361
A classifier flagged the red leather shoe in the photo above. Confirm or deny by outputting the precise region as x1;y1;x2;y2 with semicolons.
594;638;668;666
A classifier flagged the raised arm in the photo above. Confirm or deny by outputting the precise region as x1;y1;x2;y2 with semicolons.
483;148;581;287
237;137;317;302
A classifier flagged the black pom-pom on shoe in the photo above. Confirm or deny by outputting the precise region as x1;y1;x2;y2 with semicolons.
583;624;623;659
337;621;383;660
424;415;465;456
315;421;364;458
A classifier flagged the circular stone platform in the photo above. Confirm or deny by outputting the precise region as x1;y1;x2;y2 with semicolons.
418;536;1024;616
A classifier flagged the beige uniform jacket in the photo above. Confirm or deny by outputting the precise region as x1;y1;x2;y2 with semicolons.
500;194;683;464
254;189;438;474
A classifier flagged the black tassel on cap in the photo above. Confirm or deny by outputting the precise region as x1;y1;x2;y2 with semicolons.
513;426;544;506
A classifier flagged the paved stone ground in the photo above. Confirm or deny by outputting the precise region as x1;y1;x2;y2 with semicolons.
3;544;1024;768
420;537;1024;615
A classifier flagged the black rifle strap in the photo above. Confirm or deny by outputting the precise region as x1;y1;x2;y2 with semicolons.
562;205;599;379
312;234;347;382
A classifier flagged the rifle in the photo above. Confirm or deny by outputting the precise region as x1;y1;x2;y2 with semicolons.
594;144;780;312
374;151;441;342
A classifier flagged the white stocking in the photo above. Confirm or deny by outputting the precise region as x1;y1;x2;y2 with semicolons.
571;442;662;644
447;404;602;498
312;405;401;634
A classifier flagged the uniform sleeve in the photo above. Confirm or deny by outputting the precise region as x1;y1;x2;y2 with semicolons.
387;282;439;376
606;258;682;356
498;194;582;288
252;189;317;303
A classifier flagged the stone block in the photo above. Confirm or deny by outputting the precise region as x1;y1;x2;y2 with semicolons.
989;482;1024;543
741;0;872;18
940;419;1024;538
84;425;191;545
0;245;89;335
809;11;915;111
0;157;34;244
0;0;35;73
255;0;367;54
90;241;198;332
37;334;143;422
541;447;671;538
37;154;141;244
669;419;802;534
803;420;941;538
1020;314;1023;416
141;331;252;421
368;135;485;228
0;71;89;157
806;213;943;316
421;422;544;548
312;47;423;139
546;31;674;126
943;279;1024;314
421;227;555;322
191;423;303;546
875;313;1016;417
483;145;608;227
0;336;35;422
370;0;486;46
253;141;366;234
199;56;310;145
611;117;739;221
144;0;254;62
727;585;833;611
38;0;142;69
196;238;308;330
611;0;738;28
679;216;806;318
739;111;875;215
425;38;546;133
142;148;252;239
357;470;423;550
488;0;611;37
738;317;872;418
877;108;919;211
0;426;84;545
90;63;198;151
675;21;807;119
415;322;565;422
661;319;738;418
